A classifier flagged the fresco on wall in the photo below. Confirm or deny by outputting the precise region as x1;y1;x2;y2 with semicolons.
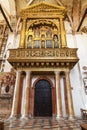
0;72;16;96
0;72;16;119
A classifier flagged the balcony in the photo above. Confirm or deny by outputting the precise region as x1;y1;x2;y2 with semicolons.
8;48;79;71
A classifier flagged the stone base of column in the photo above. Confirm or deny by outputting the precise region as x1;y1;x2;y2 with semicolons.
68;116;75;120
20;115;29;120
8;115;18;121
56;115;63;120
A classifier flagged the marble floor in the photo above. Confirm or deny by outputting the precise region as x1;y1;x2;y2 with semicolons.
3;117;87;130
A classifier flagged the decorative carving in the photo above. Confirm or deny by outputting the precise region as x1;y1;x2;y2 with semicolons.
0;72;16;96
7;2;79;71
26;20;59;48
20;2;66;18
9;48;78;58
8;48;79;70
19;2;67;48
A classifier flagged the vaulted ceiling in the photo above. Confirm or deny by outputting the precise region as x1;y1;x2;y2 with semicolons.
0;0;87;32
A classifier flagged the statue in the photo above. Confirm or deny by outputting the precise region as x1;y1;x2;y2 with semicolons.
27;35;32;48
53;35;59;48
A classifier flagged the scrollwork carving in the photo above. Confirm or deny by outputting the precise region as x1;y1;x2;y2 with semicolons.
9;48;78;59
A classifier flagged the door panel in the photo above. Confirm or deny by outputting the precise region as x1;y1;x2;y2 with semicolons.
34;79;52;117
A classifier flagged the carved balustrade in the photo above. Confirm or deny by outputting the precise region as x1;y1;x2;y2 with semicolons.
8;48;79;70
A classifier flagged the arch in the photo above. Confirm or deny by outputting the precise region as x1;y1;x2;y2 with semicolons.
33;76;53;89
28;19;58;31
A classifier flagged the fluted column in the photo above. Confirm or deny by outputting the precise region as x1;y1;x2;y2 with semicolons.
60;18;67;48
55;71;62;119
65;70;75;119
21;71;31;119
10;71;21;119
19;18;26;48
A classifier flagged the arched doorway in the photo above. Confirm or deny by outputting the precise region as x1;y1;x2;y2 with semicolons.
34;79;52;117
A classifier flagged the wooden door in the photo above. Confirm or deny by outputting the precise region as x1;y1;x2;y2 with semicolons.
34;79;52;117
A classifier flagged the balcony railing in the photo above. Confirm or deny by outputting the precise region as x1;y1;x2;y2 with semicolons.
8;48;78;59
8;48;79;70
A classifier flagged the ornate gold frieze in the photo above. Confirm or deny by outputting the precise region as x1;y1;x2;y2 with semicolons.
8;48;78;59
8;48;79;70
20;2;66;18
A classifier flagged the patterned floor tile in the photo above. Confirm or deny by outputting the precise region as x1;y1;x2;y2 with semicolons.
4;118;87;130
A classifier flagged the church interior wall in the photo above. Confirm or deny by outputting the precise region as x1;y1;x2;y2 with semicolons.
0;0;87;121
66;33;87;117
2;33;20;72
1;8;87;118
2;32;87;118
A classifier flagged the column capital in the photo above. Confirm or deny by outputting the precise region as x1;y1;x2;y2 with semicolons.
55;71;60;75
60;18;63;21
65;69;70;74
26;71;31;74
21;17;26;22
23;18;26;21
17;70;22;73
22;18;27;25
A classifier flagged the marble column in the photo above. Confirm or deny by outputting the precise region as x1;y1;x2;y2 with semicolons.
55;71;62;119
10;71;21;119
21;71;31;119
65;70;75;119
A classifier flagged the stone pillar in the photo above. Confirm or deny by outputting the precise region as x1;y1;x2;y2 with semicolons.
55;71;62;119
65;70;75;119
10;71;21;119
19;18;26;48
21;71;31;119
